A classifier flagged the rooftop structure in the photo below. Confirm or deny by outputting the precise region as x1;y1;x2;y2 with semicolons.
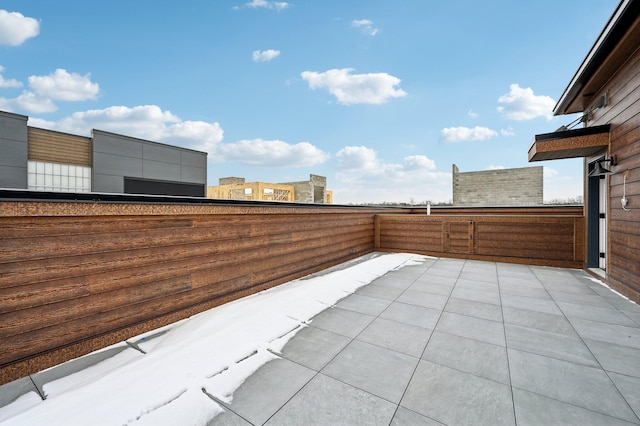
0;111;207;197
208;174;332;204
452;164;543;207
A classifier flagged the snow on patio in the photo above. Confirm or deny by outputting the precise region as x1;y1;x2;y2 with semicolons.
0;253;428;425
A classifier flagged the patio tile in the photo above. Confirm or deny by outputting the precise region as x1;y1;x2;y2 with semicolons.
499;282;551;299
450;286;501;306
459;270;498;284
322;340;419;403
557;301;638;326
308;307;375;338
422;331;509;384
355;283;404;301
608;372;640;420
455;278;500;292
435;311;505;346
401;360;515;425
414;273;458;286
380;302;441;329
264;373;396;426
539;280;597;296
390;406;444;425
603;296;640;314
502;306;577;337
424;267;462;279
444;297;503;322
500;293;563;315
372;275;415;290
499;276;545;290
570;318;640;350
624;309;640;326
356;317;432;358
512;388;637;426
548;290;616;308
583;338;640;378
508;349;639;422
278;326;351;371
335;293;392;317
396;289;448;310
222;357;316;426
408;280;454;296
504;323;598;367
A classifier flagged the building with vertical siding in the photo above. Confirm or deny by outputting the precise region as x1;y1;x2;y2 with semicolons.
528;0;640;300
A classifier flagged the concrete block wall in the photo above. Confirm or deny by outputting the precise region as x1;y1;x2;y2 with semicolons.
452;164;543;206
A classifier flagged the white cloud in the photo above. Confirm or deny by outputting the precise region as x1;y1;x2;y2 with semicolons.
0;90;58;113
468;109;478;119
440;126;498;143
486;165;506;170
0;10;39;46
500;127;515;137
544;166;558;178
352;19;378;36
0;65;22;88
403;155;436;171
243;0;289;10
336;146;379;171
497;83;555;121
0;68;100;113
301;68;406;105
216;139;329;167
29;105;224;154
28;69;99;101
334;146;448;203
252;49;281;62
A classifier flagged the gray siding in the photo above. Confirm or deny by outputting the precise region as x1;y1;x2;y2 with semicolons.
92;129;207;195
0;111;28;188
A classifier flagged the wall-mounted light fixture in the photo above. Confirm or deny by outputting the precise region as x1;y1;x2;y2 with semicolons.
588;155;617;177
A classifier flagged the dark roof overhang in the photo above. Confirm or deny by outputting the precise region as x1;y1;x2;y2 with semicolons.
554;0;640;115
528;124;610;162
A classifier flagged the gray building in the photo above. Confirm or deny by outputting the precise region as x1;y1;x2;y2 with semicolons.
0;110;207;197
452;164;543;206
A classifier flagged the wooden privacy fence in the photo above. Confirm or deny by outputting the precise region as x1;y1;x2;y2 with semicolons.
375;210;585;268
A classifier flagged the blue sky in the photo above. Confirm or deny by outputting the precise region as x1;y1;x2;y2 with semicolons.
0;0;619;203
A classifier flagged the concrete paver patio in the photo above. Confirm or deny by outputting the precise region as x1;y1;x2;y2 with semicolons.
211;257;640;425
1;255;639;425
